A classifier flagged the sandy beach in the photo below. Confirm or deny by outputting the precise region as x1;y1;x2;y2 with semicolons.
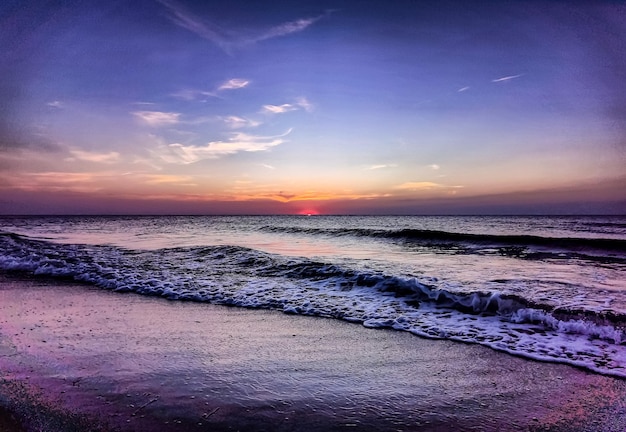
1;272;625;432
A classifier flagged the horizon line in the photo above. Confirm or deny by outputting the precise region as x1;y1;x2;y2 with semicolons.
1;213;624;217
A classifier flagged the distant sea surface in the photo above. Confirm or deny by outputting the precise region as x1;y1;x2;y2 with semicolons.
1;215;625;377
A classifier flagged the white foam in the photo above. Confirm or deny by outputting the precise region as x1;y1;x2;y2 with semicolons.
1;234;626;378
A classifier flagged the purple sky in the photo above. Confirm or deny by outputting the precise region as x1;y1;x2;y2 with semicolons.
1;0;625;214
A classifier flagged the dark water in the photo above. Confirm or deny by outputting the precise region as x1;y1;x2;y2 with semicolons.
1;215;625;377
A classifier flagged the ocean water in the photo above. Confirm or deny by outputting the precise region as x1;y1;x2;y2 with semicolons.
1;215;625;377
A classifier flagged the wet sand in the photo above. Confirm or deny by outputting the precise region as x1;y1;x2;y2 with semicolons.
0;272;625;431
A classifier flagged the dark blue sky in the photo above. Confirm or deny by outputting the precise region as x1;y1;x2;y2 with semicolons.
1;0;624;214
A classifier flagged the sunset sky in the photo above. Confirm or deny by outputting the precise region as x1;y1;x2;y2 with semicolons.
1;0;624;215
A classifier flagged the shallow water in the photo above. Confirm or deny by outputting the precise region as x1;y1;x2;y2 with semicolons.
2;275;625;431
1;215;625;377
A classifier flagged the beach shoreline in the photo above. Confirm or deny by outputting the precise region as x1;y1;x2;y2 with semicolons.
1;272;625;431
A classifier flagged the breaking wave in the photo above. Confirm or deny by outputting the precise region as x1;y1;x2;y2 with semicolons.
260;226;626;261
1;231;625;378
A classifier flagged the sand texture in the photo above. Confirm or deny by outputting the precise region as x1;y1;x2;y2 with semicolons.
1;273;625;431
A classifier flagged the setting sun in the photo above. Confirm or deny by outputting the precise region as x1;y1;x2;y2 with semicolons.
297;208;320;216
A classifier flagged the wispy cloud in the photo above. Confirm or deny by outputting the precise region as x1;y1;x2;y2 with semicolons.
133;110;218;127
262;104;298;114
156;0;232;52
367;164;397;170
140;174;196;185
171;88;218;101
17;172;110;193
294;97;314;112
67;150;120;163
261;97;313;115
156;129;291;164
252;17;324;43
172;78;249;101
457;86;470;92
133;111;181;126
220;116;261;129
26;172;96;184
222;186;388;203
492;74;523;83
157;0;328;53
429;164;440;170
47;101;63;108
267;191;388;203
394;181;464;192
394;182;444;191
218;78;249;91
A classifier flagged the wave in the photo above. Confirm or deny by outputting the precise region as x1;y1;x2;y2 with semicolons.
260;226;626;261
1;232;625;378
579;220;626;230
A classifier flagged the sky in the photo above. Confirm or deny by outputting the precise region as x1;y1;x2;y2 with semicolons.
1;0;625;215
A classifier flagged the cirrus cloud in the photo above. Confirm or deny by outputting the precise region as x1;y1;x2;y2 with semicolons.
367;164;397;170
492;74;523;83
261;97;313;115
157;0;329;54
218;78;249;91
133;111;181;126
393;181;464;193
156;129;292;164
220;116;262;129
394;181;444;191
262;103;298;114
172;78;250;102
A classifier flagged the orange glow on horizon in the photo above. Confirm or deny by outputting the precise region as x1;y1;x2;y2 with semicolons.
297;208;321;216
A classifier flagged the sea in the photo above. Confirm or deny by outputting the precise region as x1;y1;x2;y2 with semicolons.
1;215;625;378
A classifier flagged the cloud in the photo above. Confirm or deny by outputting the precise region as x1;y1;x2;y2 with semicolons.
14;171;110;193
295;97;314;112
267;191;388;203
394;182;444;191
172;78;249;102
222;186;389;203
133;110;264;129
27;172;97;183
171;89;218;101
261;97;313;114
47;101;63;108
492;74;523;83
252;16;324;43
218;78;249;91
133;111;181;126
260;163;276;170
220;116;261;129
457;86;470;92
394;181;464;192
140;174;196;185
68;149;120;163
156;0;232;52
157;0;327;53
157;129;292;164
429;164;440;170
262;104;298;114
367;164;397;170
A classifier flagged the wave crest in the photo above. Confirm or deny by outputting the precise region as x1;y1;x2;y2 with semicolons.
1;232;625;377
